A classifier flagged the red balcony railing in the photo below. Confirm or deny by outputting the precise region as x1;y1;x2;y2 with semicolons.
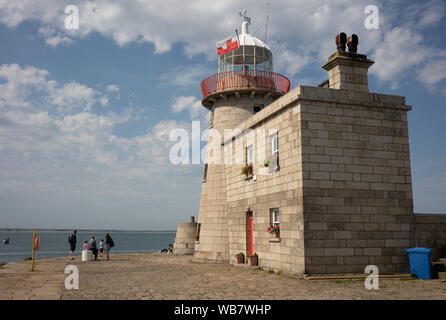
201;70;290;98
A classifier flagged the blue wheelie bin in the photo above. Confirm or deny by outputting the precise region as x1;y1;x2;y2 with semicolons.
405;247;432;279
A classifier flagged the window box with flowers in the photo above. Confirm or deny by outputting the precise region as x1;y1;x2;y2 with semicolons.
243;145;254;180
235;252;245;264
241;165;254;179
268;209;280;242
267;225;280;238
264;155;279;174
247;252;258;266
264;132;280;174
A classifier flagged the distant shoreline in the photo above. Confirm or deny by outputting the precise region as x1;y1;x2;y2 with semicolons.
0;252;165;268
0;229;176;233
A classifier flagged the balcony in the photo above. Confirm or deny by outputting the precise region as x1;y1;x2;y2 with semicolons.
201;70;290;108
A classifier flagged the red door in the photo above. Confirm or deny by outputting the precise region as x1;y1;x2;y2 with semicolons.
246;211;253;257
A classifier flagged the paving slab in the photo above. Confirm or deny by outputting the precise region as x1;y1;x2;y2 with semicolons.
1;253;445;300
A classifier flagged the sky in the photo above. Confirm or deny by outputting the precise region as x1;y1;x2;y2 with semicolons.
0;0;445;230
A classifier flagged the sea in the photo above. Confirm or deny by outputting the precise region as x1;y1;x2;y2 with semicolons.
0;230;176;264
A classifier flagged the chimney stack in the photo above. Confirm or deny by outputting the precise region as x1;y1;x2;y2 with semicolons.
322;33;374;92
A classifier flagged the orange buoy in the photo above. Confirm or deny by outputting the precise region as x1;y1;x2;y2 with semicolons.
34;236;39;252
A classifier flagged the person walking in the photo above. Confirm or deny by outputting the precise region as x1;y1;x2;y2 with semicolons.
99;239;104;257
104;233;114;261
89;236;98;260
68;230;77;260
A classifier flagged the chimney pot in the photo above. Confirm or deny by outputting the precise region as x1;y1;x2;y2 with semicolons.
335;32;347;51
347;34;358;53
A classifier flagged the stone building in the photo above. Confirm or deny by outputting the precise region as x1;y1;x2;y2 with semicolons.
192;14;446;274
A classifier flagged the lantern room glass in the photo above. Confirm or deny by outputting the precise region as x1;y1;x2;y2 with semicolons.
218;45;273;73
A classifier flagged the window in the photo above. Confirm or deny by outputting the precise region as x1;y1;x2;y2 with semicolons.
219;46;272;72
267;132;280;173
271;208;280;227
209;110;214;128
234;55;244;65
253;104;264;114
246;145;254;166
270;132;279;156
244;46;254;55
203;164;208;182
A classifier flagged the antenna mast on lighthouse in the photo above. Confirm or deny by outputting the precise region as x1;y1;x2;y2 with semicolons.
264;2;269;44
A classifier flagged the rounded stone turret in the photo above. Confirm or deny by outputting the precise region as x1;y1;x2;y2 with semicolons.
173;216;198;255
193;10;290;264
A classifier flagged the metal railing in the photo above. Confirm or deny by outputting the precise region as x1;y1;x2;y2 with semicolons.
201;70;290;98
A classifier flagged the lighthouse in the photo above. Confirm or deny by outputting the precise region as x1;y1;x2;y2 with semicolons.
193;10;290;263
191;10;425;275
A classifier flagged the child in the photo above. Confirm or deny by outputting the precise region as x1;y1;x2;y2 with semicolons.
99;239;104;257
82;240;89;251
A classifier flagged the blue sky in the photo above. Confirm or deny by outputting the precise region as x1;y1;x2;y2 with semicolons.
0;0;445;230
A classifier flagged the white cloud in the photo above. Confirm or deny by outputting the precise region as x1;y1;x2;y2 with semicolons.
106;84;119;93
418;2;445;27
0;64;111;113
161;65;210;88
0;64;122;162
171;95;208;120
105;84;120;101
0;0;376;59
0;63;201;215
398;0;446;28
273;42;313;77
0;64;49;108
49;81;102;111
370;27;429;88
417;60;446;86
1;0;445;92
38;26;75;47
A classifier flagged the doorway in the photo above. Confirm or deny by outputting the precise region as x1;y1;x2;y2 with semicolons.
246;211;253;257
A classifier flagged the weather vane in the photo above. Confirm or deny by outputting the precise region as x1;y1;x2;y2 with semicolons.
239;9;251;25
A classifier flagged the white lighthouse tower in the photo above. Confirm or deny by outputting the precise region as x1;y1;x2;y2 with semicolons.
193;10;290;263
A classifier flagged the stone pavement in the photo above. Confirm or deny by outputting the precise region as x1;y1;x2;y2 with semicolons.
0;253;445;300
0;256;65;300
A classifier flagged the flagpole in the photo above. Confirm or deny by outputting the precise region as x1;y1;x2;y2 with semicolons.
235;29;240;45
31;228;36;271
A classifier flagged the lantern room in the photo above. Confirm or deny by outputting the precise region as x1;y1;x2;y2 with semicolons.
201;10;290;109
218;20;273;73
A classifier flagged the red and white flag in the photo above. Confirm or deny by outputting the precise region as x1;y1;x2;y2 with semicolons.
217;34;239;55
